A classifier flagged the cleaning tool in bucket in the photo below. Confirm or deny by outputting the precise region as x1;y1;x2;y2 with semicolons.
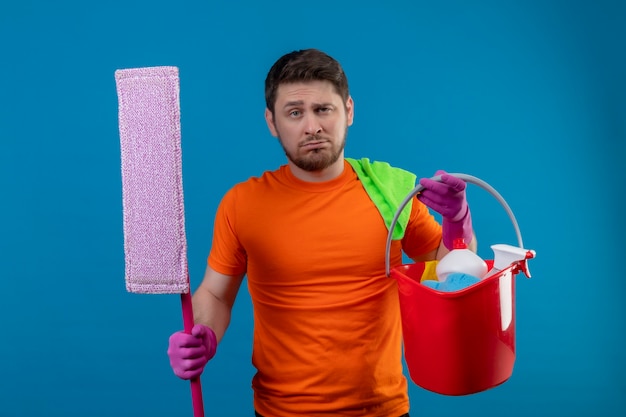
435;237;488;282
115;66;204;417
385;173;535;396
421;272;482;292
422;238;487;292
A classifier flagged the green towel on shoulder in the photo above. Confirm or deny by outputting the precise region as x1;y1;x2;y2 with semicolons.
346;157;416;240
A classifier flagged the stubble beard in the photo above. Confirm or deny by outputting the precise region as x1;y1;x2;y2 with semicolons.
278;128;348;172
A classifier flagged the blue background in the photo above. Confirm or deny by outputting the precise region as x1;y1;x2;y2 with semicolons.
1;1;624;416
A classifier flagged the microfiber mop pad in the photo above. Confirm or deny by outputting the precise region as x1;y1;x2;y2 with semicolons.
116;66;189;294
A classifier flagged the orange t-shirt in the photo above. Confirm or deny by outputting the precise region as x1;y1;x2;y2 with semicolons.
208;160;442;416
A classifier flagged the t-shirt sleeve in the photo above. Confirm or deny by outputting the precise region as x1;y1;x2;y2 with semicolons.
401;196;442;259
207;186;248;276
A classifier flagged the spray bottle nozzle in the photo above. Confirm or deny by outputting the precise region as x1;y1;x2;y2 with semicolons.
489;244;536;278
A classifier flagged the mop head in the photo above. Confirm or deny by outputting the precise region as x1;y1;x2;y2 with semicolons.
115;66;189;294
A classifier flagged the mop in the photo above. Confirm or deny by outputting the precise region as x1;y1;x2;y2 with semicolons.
115;66;204;417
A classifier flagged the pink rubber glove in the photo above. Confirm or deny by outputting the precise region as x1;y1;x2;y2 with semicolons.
417;170;473;250
167;324;217;380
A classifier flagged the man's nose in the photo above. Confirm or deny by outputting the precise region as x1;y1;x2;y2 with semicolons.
304;114;323;135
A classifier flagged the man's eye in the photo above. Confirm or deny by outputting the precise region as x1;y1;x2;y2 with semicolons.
289;110;301;117
318;107;330;113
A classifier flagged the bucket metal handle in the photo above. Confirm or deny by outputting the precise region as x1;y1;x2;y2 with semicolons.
384;173;526;277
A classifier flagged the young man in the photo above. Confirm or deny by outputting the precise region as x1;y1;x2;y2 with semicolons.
168;49;476;416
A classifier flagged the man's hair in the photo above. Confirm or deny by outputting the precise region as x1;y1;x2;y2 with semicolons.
265;49;350;114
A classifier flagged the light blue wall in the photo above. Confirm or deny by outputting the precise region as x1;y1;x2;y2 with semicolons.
1;1;624;416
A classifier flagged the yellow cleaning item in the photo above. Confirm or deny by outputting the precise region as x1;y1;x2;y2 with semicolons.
420;260;439;282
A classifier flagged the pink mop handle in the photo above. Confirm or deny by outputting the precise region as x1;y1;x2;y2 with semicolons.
181;290;205;417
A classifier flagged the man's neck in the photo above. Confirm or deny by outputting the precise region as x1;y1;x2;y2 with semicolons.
287;157;345;183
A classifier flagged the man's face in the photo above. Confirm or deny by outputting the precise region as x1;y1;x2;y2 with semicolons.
265;80;354;173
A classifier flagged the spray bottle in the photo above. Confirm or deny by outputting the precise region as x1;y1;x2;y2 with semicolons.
484;244;535;278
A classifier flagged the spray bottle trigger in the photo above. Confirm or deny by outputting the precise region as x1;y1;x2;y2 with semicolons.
519;249;536;278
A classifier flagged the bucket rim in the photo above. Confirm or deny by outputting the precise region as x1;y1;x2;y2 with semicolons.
391;260;516;298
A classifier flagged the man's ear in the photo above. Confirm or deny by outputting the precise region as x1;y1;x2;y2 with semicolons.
346;96;354;127
265;108;278;137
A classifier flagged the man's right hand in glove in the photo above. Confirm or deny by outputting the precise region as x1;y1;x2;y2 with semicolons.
167;323;217;380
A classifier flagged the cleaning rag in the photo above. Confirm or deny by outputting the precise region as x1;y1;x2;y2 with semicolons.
346;157;416;240
421;272;481;292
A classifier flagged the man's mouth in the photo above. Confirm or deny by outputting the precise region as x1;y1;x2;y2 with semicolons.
300;136;329;149
301;141;325;147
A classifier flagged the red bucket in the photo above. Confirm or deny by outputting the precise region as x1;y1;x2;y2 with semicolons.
385;174;535;396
